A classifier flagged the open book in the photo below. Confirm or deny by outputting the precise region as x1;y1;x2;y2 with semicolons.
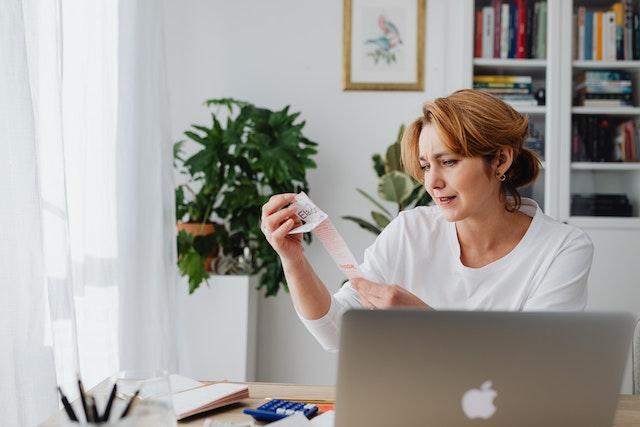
169;375;249;420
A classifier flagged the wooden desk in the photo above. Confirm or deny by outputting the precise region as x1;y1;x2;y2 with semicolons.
39;382;335;426
39;382;640;426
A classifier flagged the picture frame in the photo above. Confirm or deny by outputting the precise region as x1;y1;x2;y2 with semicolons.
343;0;425;91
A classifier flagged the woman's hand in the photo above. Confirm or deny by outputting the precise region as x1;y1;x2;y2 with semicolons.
261;193;305;262
351;277;432;310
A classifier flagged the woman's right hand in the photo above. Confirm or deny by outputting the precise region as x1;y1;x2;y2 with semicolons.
261;193;304;262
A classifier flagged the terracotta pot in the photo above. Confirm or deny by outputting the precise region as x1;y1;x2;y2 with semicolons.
177;222;219;271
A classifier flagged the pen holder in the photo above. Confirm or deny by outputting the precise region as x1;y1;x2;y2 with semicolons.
108;370;176;427
62;370;176;427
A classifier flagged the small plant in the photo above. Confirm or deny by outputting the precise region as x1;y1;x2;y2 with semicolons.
175;98;318;296
342;124;431;235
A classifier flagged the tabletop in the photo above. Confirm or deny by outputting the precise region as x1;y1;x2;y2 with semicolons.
39;381;640;426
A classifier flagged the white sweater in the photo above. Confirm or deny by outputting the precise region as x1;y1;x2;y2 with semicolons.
299;199;594;351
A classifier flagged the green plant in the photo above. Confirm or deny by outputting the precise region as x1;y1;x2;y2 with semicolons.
342;124;431;235
175;98;318;296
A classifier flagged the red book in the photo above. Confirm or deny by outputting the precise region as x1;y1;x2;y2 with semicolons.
475;10;483;58
516;0;527;58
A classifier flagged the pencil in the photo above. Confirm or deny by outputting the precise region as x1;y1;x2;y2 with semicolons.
77;377;90;423
57;386;79;422
86;395;98;423
101;382;118;422
119;389;140;419
265;397;335;404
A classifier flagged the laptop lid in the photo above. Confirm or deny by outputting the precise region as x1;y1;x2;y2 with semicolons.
334;309;635;427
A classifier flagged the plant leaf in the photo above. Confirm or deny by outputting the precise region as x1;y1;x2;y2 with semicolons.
371;211;391;229
377;171;415;204
356;188;392;217
341;216;382;235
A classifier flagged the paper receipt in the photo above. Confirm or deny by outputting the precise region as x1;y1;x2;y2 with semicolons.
288;192;363;280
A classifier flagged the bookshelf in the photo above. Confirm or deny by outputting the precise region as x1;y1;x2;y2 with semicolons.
473;0;561;217
472;0;640;224
565;0;640;224
468;1;640;393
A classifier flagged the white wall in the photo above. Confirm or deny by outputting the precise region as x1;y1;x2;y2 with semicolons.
163;0;470;385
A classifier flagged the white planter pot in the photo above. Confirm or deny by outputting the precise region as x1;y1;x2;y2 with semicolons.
175;275;258;382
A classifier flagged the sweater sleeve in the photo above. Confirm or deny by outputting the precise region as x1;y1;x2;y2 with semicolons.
296;283;363;352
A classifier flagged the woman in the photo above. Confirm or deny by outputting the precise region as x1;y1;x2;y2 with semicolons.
260;89;593;351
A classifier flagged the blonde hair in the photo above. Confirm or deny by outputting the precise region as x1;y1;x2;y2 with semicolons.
401;89;541;210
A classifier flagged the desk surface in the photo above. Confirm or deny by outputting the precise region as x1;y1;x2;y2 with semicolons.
40;381;640;426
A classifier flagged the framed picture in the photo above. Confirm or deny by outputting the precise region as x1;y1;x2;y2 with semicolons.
343;0;425;91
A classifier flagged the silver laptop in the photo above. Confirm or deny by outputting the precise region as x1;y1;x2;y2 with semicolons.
334;309;635;427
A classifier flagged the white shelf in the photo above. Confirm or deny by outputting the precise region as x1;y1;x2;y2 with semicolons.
474;58;547;69
517;105;546;115
572;106;640;115
568;216;640;229
573;60;640;70
571;162;640;171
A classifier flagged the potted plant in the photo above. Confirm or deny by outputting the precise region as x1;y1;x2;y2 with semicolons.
342;124;431;235
175;98;318;296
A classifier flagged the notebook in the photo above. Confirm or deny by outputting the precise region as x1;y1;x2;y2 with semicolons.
334;309;635;427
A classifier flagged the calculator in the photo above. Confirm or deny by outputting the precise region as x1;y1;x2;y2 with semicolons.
243;399;319;422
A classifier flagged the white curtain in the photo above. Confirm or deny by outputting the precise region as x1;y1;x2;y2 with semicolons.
0;0;177;425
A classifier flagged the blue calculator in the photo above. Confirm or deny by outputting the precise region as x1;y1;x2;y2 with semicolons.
243;399;319;422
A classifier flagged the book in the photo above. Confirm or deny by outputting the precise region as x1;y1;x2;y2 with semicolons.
595;10;603;60
577;98;633;107
482;6;495;58
603;10;617;61
575;82;632;94
501;2;510;58
476;87;532;94
536;1;547;59
493;0;503;58
576;6;586;60
510;3;518;57
475;10;483;57
474;75;533;83
575;70;631;84
624;0;634;59
516;0;527;58
635;12;640;59
585;10;593;60
504;99;539;107
172;381;250;420
611;2;624;59
525;0;535;57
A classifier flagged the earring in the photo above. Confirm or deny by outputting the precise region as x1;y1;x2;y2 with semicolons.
497;172;506;182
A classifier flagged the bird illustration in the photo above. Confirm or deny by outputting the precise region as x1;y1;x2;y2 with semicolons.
378;15;402;45
365;36;393;51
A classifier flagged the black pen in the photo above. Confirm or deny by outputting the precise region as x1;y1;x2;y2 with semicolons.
57;386;79;422
86;395;97;423
119;389;140;419
101;382;118;422
77;377;90;423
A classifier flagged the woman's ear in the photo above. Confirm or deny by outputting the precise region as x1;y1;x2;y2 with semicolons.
494;147;515;175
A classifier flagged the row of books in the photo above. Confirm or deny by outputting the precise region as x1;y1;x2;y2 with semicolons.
571;115;640;162
473;74;540;106
475;0;547;59
571;193;633;217
574;1;639;61
574;70;634;107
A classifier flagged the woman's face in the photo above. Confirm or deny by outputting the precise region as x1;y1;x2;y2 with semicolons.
418;124;501;223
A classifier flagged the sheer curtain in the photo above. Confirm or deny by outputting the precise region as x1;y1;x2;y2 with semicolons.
0;0;177;425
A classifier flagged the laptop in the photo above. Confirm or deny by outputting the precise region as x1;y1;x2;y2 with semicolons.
334;309;635;427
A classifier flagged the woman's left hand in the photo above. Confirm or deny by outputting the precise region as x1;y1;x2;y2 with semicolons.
350;277;432;310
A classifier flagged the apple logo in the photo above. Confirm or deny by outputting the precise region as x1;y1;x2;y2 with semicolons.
461;380;497;419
